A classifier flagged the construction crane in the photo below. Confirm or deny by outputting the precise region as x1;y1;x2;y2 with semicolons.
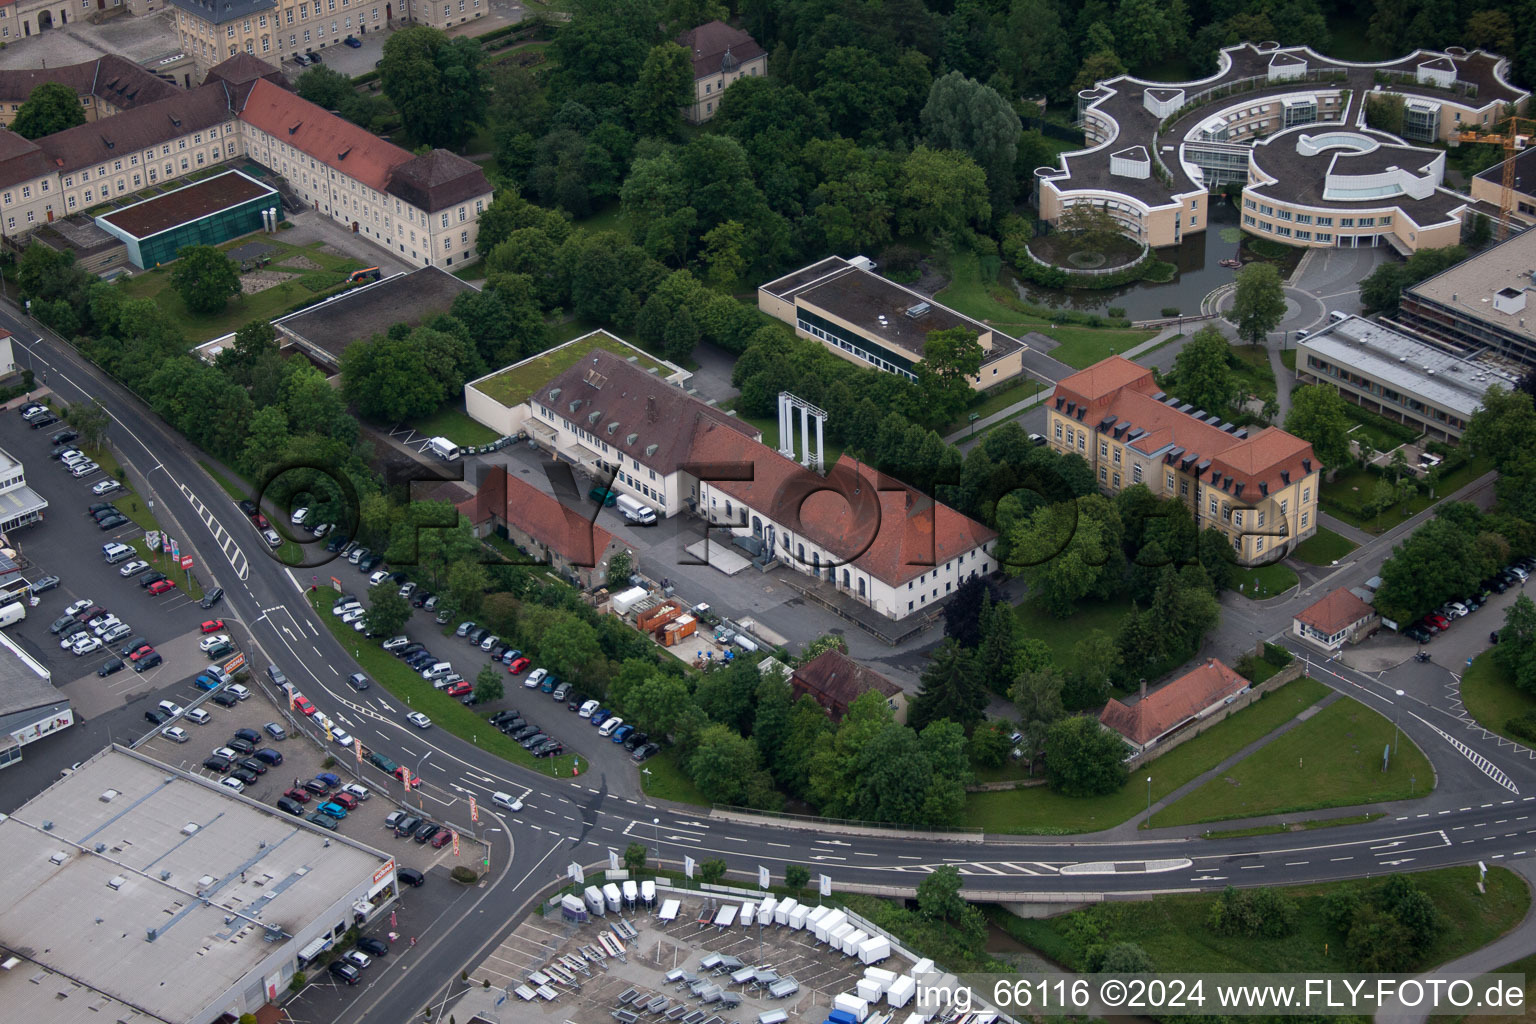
1456;116;1536;241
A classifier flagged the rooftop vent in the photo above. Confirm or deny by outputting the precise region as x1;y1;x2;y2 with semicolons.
94;843;106;854
99;790;118;803
106;876;126;891
181;823;199;836
567;399;583;413
160;870;171;881
49;851;67;866
905;302;931;319
198;875;216;889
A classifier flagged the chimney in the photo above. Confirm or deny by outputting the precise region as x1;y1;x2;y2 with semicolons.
1139;677;1147;699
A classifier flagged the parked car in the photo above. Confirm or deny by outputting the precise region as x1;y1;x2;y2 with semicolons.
97;657;124;677
407;711;432;729
307;811;340;831
139;571;167;588
631;742;660;762
29;575;60;594
119;559;149;577
356;937;389;957
200;587;225;609
91;478;122;496
294;695;317;716
264;721;288;740
283;787;312;803
147;579;176;596
1426;612;1452;631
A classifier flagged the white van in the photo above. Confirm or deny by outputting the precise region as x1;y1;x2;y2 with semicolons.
421;662;453;681
426;436;460;462
615;494;657;526
102;542;133;565
1328;310;1349;323
491;791;523;811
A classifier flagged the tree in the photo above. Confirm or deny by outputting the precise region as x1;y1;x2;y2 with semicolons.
12;82;85;139
445;558;489;616
688;724;761;804
171;246;241;313
1230;262;1286;344
699;859;727;884
1495;595;1536;679
920;71;1022;214
897;146;991;246
1364;93;1407;136
1005;494;1125;612
1098;942;1156;973
1043;716;1129;796
632;42;693;136
606;550;633;589
474;663;505;704
1283;385;1352;473
909;640;987;731
340;332;449;422
917;865;967;923
967;720;1013;768
379;27;486;149
539;615;603;682
364;583;412;636
784;863;810;891
1172;325;1236;413
700;220;747;288
943;575;1004;647
1375;517;1490;625
624;842;648;873
65;401;110;451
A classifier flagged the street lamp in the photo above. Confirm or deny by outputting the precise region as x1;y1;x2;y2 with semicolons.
1145;776;1153;827
482;827;501;870
414;751;432;809
652;817;660;867
1393;689;1405;756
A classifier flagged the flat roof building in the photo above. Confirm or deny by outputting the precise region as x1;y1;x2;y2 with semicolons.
0;435;49;534
0;745;398;1023
94;169;280;269
273;265;477;368
0;629;69;770
760;256;1032;388
1295;315;1513;441
1399;228;1536;367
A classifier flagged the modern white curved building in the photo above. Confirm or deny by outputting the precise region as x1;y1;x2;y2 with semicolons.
1035;42;1527;253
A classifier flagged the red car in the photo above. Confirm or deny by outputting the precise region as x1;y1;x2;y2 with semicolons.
330;791;359;810
293;695;317;716
253;513;270;529
282;787;311;803
445;681;472;697
1426;612;1452;631
148;579;176;595
507;656;530;674
430;828;453;848
200;619;225;634
127;645;155;661
394;765;414;784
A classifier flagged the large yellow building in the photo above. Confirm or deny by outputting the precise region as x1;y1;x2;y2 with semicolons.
1048;356;1321;565
675;19;766;124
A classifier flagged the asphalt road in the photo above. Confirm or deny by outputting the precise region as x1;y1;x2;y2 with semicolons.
7;305;1536;1024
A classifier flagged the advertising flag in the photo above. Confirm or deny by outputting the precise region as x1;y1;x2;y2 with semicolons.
570;862;585;885
451;831;460;857
469;794;479;823
684;856;696;880
759;865;770;890
819;874;832;897
609;848;620;872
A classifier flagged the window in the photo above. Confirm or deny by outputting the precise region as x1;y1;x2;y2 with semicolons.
1301;511;1310;528
1065;428;1074;446
1054;421;1062;439
1260;221;1273;232
1295;229;1311;240
1277;209;1292;221
1243;214;1256;226
1317;216;1333;226
1209;498;1218;515
1100;441;1108;457
1257;510;1266;528
1131;464;1142;483
17;186;26;199
1316;233;1332;243
1358;217;1374;227
1100;466;1108;482
1113;448;1121;465
1180;480;1189;496
1112;472;1120;487
1303;487;1311;502
1280;498;1288;516
1166;472;1175;490
1296;213;1312;224
1340;217;1354;227
1256;537;1265;553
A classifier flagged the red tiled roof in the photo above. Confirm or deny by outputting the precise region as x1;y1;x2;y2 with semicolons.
1099;658;1249;746
1296;587;1376;634
0;129;53;187
675;20;766;80
1055;355;1154;405
32;85;234;179
458;465;627;571
792;649;902;713
688;421;996;587
237;77;412;194
1209;426;1316;495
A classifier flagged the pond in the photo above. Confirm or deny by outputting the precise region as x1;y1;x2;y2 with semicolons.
1011;197;1246;320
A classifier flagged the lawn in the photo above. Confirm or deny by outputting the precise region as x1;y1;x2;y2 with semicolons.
1236;560;1298;599
198;460;250;503
934;252;1156;369
1290;526;1358;565
576;203;630;237
1279;348;1297;371
1430;952;1536;1024
1345;411;1417;453
1199;811;1383;839
638;748;710;807
304;589;579;776
964;677;1331;833
410;406;502;446
1460;652;1536;746
130;537;206;601
1156;695;1435;826
945;378;1047;435
1322;457;1494;533
996;864;1528;974
1013;597;1133;677
117;237;365;342
1229;344;1276;402
470;329;669;407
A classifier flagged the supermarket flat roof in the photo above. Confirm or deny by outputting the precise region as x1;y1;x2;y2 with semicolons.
0;746;389;1024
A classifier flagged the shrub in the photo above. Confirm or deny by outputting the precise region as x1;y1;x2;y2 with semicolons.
1107;307;1126;319
1506;711;1536;743
1160;306;1181;317
450;865;479;884
1262;642;1293;667
289;971;307;991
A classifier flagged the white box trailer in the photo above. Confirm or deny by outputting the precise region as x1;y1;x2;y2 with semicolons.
640;879;655;908
856;978;882;1003
909;958;934;979
741;901;756;926
758;896;777;922
788;904;811;929
840;929;868;956
610;586;649;616
774;898;797;925
603;883;622;913
886;976;916;1008
812;909;845;943
584;885;606;917
858;937;892;965
834;993;870;1022
863;966;896;993
828;922;856;951
622;880;638;908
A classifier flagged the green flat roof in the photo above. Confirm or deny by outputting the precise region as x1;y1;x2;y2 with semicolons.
470;330;673;408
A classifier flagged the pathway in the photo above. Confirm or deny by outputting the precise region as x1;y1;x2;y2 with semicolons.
1319;512;1374;547
1097;690;1344;840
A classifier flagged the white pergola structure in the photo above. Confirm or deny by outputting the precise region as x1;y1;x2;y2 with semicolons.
777;391;828;471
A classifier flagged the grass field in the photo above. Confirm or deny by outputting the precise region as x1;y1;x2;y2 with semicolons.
1012;598;1132;677
945;378;1046;436
305;589;580;776
934;253;1156;369
409;406;501;446
963;677;1331;833
118;237;365;342
471;330;670;406
1156;695;1435;825
1236;560;1298;599
1460;652;1536;746
198;460;249;503
1280;348;1297;371
1323;458;1494;533
1291;526;1358;565
996;864;1528;974
638;748;710;807
1229;344;1277;403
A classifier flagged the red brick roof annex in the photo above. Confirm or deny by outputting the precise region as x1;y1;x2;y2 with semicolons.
458;464;625;571
792;649;902;712
1099;658;1249;747
1295;587;1376;635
